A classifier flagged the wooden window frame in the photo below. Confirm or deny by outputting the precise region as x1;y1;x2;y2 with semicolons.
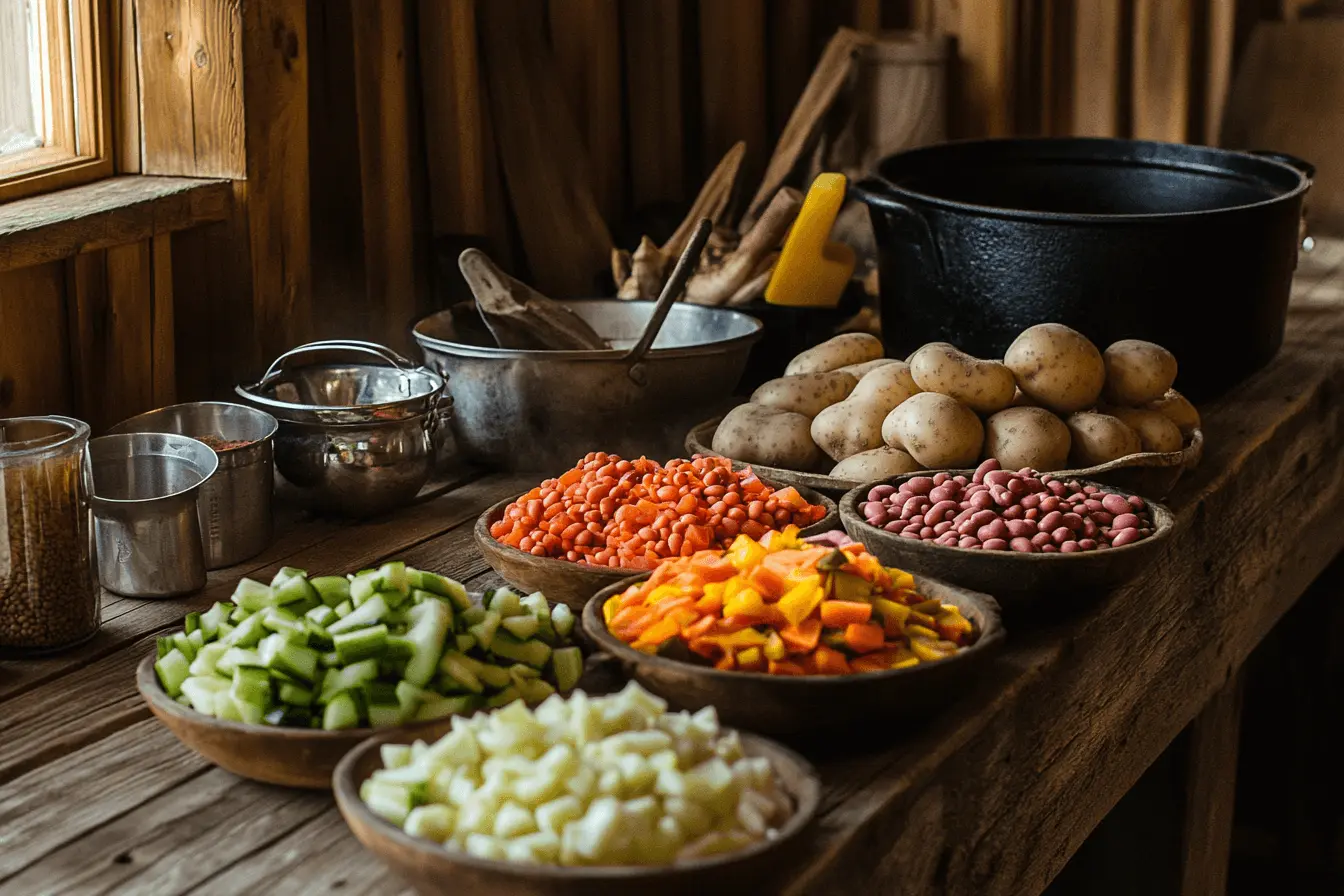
0;0;112;203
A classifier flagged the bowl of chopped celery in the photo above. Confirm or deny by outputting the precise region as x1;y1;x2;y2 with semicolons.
333;682;821;895
137;561;587;789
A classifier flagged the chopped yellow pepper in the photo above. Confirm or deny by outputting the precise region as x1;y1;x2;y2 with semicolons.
763;630;788;661
723;586;766;619
726;534;766;571
776;576;823;627
603;595;620;625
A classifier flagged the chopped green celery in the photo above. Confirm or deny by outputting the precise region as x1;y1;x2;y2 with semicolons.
508;663;541;682
278;681;315;706
333;600;354;619
310;575;351;608
401;599;452;688
321;650;340;667
319;659;379;703
261;606;304;638
434;673;472;695
322;691;362;730
408;588;440;609
154;649;191;697
551;646;583;693
156;636;174;659
364;681;399;705
488;589;523;618
376;589;409;611
304;619;334;651
413;693;481;722
516;678;556;705
385;634;414;660
273;573;319;609
395;680;427;714
520;591;549;617
189;641;229;676
334;624;389;664
436;650;484;694
217;647;263;675
181;675;229;714
500;614;539;640
228;604;250;623
270;566;308;587
468;611;501;651
375;561;409;595
408;569;470;611
221;612;268;648
304;605;337;627
367;704;405;728
551;603;575;639
349;572;379;606
327;594;389;635
216;620;235;640
171;632;198;663
476;663;512;690
184;611;201;635
232;578;275;612
484;686;522;709
454;633;475;653
213;691;244;722
186;630;206;653
259;634;320;682
362;779;414;825
490;631;551;668
461;606;487;626
199;602;233;639
231;666;272;708
380;743;413;769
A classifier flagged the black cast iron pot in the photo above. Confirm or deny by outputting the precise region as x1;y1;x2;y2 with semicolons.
850;138;1313;401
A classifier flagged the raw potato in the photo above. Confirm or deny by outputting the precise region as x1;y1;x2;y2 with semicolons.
810;399;888;462
882;392;984;468
1009;387;1036;408
1146;389;1200;436
1065;412;1143;467
785;333;884;376
713;403;825;471
830;446;922;480
849;361;919;412
837;358;897;379
750;371;858;417
1107;407;1184;453
983;407;1072;472
909;343;1016;414
1004;323;1106;414
1103;339;1178;405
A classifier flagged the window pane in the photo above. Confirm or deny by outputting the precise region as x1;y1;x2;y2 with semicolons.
0;0;41;156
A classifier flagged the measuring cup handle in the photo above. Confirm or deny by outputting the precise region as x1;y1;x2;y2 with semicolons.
257;341;418;384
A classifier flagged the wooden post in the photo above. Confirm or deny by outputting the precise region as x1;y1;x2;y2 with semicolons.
1132;0;1193;141
699;0;767;185
1180;671;1245;896
623;0;685;208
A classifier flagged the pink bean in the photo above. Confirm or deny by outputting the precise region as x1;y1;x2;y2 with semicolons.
901;495;930;519
1083;485;1099;495
1111;527;1141;547
884;521;904;533
970;491;996;511
1078;538;1097;550
1082;519;1099;539
1007;478;1026;495
977;519;1008;541
951;508;974;526
1039;510;1063;532
1052;526;1073;544
1060;540;1081;553
1083;498;1104;513
926;500;959;525
984;470;1012;488
905;476;934;495
1031;531;1053;547
992;486;1016;507
932;472;950;486
901;523;922;536
936;532;960;546
1020;493;1042;510
1009;536;1035;553
1111;512;1139;530
982;538;1009;551
1039;496;1062;513
972;458;1000;483
933;521;954;535
1128;495;1146;510
1025;508;1039;521
953;475;969;486
1041;544;1058;553
1099;494;1128;515
1048;481;1068;497
1002;504;1024;520
928;484;959;504
1092;511;1113;526
909;514;925;528
868;484;897;502
899;529;921;539
958;535;980;549
920;526;935;539
1006;519;1036;538
1061;512;1085;531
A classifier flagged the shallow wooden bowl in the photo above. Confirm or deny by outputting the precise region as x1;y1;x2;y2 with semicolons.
137;655;455;789
688;416;1204;501
333;726;822;896
475;482;840;611
582;573;1005;737
839;474;1175;612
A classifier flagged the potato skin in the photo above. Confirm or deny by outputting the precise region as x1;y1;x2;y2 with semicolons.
810;399;888;462
909;343;1017;414
837;358;897;379
1005;323;1106;414
849;361;920;412
785;333;884;376
750;371;858;417
830;446;922;480
1145;388;1200;436
1065;411;1143;466
713;403;825;470
1107;407;1184;453
882;392;984;468
984;407;1071;472
1103;339;1178;405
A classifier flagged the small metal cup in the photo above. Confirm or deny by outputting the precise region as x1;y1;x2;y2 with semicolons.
89;433;219;598
108;402;278;568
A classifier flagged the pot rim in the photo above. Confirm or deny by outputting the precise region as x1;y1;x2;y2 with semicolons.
856;136;1312;224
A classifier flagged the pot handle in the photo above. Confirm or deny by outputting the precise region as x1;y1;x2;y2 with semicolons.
849;177;945;279
254;340;421;387
1246;149;1316;182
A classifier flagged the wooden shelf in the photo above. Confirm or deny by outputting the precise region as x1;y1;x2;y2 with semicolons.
0;176;233;273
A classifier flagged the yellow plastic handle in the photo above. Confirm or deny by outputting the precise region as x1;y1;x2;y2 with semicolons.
764;172;857;308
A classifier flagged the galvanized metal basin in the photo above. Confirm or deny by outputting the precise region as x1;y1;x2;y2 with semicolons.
413;300;762;471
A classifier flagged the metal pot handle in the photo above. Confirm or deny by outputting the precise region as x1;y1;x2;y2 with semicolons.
1245;150;1315;253
848;176;946;278
254;340;420;386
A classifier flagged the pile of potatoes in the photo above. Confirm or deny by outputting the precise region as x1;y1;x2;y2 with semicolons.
711;325;1201;481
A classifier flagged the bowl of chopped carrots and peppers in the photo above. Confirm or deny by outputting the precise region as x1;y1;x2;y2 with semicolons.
580;527;1005;736
476;453;836;609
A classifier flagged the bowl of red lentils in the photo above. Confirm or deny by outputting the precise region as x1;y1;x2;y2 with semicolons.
475;452;838;609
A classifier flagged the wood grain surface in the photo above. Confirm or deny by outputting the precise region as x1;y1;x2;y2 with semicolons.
2;246;1344;893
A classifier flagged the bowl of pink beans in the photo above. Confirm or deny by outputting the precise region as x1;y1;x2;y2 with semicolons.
839;459;1174;606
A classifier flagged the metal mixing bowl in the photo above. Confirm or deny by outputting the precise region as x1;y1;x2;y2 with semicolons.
236;341;452;517
413;300;763;471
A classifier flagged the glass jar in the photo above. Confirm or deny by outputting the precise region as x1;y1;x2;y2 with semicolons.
0;416;100;654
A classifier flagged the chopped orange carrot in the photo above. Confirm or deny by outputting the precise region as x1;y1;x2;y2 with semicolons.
843;622;886;653
819;600;872;628
813;645;851;675
747;563;787;600
652;596;697;619
850;654;891;673
714;653;736;671
767;659;806;676
694;591;723;615
682;614;717;641
779;617;822;653
690;552;737;582
633;616;680;648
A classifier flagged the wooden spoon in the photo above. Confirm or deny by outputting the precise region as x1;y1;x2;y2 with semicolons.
458;250;610;351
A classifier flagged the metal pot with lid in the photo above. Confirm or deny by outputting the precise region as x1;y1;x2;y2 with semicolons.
236;341;452;517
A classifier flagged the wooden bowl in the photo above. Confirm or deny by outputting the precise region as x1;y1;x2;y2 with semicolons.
687;415;1205;501
838;474;1175;612
475;482;840;611
581;573;1005;737
137;654;456;789
333;727;822;896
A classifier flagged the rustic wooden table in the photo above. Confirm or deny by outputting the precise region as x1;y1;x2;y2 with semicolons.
3;239;1343;896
